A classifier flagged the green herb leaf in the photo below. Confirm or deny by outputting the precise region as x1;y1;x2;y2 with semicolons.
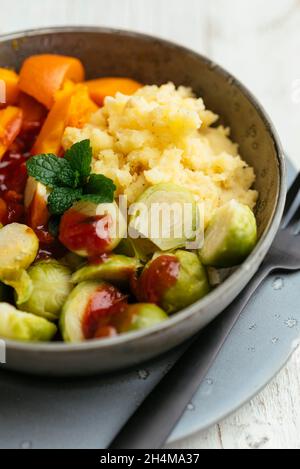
48;187;83;215
26;154;77;188
79;193;114;204
65;139;92;182
84;174;116;201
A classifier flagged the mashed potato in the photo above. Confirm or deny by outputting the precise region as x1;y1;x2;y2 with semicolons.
62;83;258;226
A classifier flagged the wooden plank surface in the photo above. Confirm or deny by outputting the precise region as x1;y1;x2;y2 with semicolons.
0;0;299;449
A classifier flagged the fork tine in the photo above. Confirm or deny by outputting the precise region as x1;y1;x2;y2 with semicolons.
283;173;300;218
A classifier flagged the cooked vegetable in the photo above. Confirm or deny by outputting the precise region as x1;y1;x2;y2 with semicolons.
0;223;39;304
19;54;85;109
199;200;257;267
138;250;210;314
0;68;19;105
59;200;126;257
24;177;50;230
9;270;33;306
60;281;127;342
0;106;23;159
129;183;198;253
20;260;73;321
19;92;47;132
111;303;168;333
0;223;39;278
31;83;97;155
72;254;141;287
27;140;116;217
86;77;142;106
0;303;57;342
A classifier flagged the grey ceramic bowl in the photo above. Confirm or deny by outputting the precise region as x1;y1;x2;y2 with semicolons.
0;27;285;376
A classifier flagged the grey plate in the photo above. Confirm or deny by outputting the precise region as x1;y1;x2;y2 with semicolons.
0;160;297;448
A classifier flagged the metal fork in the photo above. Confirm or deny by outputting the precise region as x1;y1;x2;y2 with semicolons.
109;174;300;449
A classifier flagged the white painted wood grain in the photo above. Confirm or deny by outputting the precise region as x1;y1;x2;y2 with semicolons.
0;0;300;449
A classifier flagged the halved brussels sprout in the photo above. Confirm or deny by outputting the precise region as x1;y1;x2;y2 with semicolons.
60;281;127;342
138;250;210;314
199;200;257;267
111;303;168;333
10;270;33;306
129;183;198;253
60;252;85;271
0;223;39;278
20;260;73;321
72;254;141;287
115;238;150;262
59;200;127;258
0;223;39;303
0;303;57;342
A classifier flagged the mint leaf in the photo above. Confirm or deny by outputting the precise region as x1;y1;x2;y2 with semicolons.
65;140;92;182
48;187;83;215
80;193;114;204
84;174;116;201
26;154;77;188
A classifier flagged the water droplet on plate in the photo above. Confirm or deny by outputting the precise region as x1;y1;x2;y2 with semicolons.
187;403;195;411
249;323;257;331
248;346;256;353
206;378;214;386
271;337;279;344
138;369;150;380
284;318;298;329
272;277;284;291
20;441;32;449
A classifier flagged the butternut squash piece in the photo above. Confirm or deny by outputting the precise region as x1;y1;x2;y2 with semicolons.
86;77;142;106
0;68;19;105
0;106;23;159
32;84;97;155
19;54;85;109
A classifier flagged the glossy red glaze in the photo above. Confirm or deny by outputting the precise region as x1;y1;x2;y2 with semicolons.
82;284;127;340
59;208;112;257
139;255;180;305
0;125;41;225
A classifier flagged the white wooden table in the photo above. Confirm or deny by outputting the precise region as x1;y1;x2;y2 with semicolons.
1;0;300;449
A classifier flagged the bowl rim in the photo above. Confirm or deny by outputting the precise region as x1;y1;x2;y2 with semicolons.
0;25;286;353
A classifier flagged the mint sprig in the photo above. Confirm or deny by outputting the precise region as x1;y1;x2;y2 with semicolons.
26;140;116;216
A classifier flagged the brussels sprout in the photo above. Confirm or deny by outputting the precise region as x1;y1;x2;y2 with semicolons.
111;303;168;333
0;223;39;278
72;254;141;287
138;250;210;314
59;200;127;258
199;200;257;268
0;303;57;342
60;252;85;271
10;270;33;306
115;238;150;262
20;260;73;321
0;223;39;303
60;281;127;342
129;183;198;253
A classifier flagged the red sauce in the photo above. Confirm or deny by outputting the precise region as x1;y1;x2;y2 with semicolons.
139;255;180;305
82;284;127;340
0;125;41;226
59;209;112;257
